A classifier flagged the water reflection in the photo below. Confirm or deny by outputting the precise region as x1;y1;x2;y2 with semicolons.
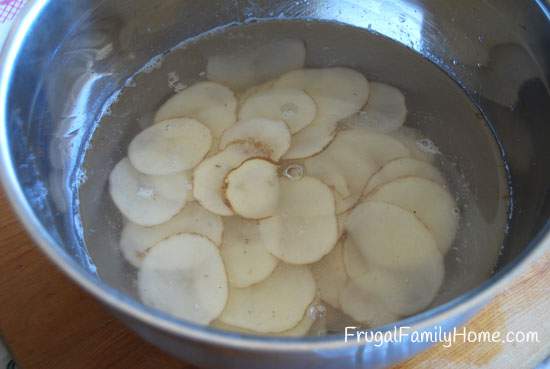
314;0;425;52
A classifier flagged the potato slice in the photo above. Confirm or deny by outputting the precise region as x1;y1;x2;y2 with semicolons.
310;240;348;308
344;82;406;133
128;118;212;175
138;233;228;324
336;128;410;167
259;176;338;264
218;264;316;333
220;217;278;288
339;281;400;328
353;263;444;316
237;80;275;106
120;202;223;267
273;68;369;159
367;177;458;254
193;142;270;216
212;310;314;337
305;132;379;213
342;237;369;280
219;118;291;161
364;157;446;195
207;39;306;90
239;88;316;134
224;159;279;219
154;81;237;140
109;158;190;226
346;201;442;270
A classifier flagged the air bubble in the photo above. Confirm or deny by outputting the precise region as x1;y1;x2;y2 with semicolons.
307;303;326;320
137;186;155;198
416;138;441;155
283;164;304;181
280;102;298;119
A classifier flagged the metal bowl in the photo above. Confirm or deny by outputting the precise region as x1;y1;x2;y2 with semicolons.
0;1;548;368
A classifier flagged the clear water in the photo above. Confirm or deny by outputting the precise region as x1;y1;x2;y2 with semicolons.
80;19;510;335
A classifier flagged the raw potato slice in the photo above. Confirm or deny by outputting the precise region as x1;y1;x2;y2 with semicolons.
311;241;347;308
225;159;279;219
207;39;306;90
193;142;270;216
305;132;379;213
364;157;446;195
154;81;237;139
220;217;278;288
138;234;228;324
353;263;444;316
120;202;223;267
273;68;369;159
367;177;458;254
218;264;316;333
259;176;338;264
219;118;291;161
336;128;410;167
109;158;190;226
239;88;316;134
212;310;314;337
346;201;442;271
339;281;400;328
238;80;275;106
345;82;407;133
342;237;369;280
128;118;212;175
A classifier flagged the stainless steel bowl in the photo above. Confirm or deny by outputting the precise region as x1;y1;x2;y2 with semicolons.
1;1;549;368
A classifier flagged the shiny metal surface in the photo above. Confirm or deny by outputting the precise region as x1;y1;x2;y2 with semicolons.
0;1;549;368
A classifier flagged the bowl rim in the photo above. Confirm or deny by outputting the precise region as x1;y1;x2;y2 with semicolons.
1;0;549;352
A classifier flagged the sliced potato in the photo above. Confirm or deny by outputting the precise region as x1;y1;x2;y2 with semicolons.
339;281;400;328
310;240;347;309
109;158;190;226
273;68;369;159
193;142;270;216
154;81;237;140
219;118;291;161
239;88;316;134
207;39;306;90
237;80;276;106
224;158;279;219
259;176;338;264
353;263;444;316
220;217;278;288
346;201;442;270
346;82;406;133
138;233;227;324
212;304;315;337
305;132;379;213
120;202;223;267
364;157;446;195
336;128;411;167
342;237;369;281
218;264;316;333
128;118;212;175
367;177;458;254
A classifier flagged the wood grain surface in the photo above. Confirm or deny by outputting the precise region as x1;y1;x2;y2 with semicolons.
0;189;548;369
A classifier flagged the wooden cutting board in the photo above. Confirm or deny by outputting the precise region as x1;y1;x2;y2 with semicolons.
0;189;548;369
